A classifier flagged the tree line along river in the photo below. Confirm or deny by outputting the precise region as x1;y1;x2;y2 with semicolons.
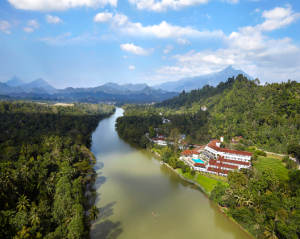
90;108;252;239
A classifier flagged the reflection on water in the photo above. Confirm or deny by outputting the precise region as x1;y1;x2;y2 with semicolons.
90;108;252;239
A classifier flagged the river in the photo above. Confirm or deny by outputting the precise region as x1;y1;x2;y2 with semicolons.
90;108;252;239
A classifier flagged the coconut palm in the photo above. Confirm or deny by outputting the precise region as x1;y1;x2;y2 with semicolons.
62;209;74;226
88;206;100;221
244;191;254;207
264;221;278;239
28;204;41;226
14;226;31;239
280;184;291;199
44;181;54;196
16;195;30;211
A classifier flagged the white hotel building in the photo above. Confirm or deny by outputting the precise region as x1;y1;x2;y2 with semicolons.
203;137;252;171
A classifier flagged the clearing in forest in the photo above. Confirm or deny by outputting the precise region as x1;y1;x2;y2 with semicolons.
253;156;289;181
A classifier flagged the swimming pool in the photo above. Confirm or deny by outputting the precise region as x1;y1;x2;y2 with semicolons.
192;158;204;164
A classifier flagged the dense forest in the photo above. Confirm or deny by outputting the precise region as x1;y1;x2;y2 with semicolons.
0;101;115;238
117;75;300;156
210;167;300;239
115;75;300;239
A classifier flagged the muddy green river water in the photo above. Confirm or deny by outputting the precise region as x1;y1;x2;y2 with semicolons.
90;108;252;239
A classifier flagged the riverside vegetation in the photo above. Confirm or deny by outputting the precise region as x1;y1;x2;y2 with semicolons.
0;101;115;239
115;75;300;238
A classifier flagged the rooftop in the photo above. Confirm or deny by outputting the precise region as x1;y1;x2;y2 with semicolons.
207;139;252;156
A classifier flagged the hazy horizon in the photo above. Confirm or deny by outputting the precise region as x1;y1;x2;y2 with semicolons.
1;0;300;89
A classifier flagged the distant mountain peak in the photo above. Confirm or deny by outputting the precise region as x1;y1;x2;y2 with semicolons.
153;65;254;92
6;76;25;87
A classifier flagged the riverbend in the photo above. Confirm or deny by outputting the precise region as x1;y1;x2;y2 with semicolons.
90;108;253;239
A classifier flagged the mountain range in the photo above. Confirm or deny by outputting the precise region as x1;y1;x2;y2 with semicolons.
153;65;254;92
1;65;254;103
0;77;56;95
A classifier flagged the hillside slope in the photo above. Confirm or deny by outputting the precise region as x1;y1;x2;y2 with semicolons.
153;65;254;92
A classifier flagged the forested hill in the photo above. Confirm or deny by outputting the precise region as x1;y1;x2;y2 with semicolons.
156;75;236;109
0;101;115;238
119;75;300;155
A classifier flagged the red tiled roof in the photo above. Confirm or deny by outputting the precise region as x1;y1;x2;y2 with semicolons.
218;156;250;166
194;163;206;168
209;157;250;167
153;137;166;141
207;167;229;175
181;149;199;155
181;149;192;155
206;139;252;156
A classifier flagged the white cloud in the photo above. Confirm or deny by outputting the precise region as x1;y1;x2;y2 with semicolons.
223;0;239;4
93;11;113;23
27;20;40;29
7;0;117;12
46;15;63;24
0;20;11;34
120;43;154;56
250;8;260;15
107;12;223;39
123;55;128;58
163;44;174;54
176;37;191;45
38;32;118;46
128;0;210;12
156;66;194;75
129;65;135;70
146;5;300;83
23;27;34;33
259;5;300;32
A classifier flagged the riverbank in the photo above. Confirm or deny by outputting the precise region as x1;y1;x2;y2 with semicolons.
147;148;256;239
90;108;256;239
147;148;226;195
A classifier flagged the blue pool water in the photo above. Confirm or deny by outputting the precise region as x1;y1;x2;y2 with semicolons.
192;158;204;164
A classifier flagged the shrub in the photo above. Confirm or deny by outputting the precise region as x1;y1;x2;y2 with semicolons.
282;156;289;163
181;165;187;174
186;166;190;173
286;159;297;170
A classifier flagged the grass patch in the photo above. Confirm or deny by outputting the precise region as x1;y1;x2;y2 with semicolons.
151;148;161;155
177;169;195;180
195;174;228;193
266;153;283;160
198;172;228;182
253;156;289;181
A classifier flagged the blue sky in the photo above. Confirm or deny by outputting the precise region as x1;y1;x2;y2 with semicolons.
0;0;300;89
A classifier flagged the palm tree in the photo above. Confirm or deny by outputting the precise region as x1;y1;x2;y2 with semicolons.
235;195;245;207
14;226;31;239
28;204;41;226
88;206;100;221
280;184;291;199
62;209;74;226
16;195;30;211
44;181;54;196
264;221;278;239
244;191;254;207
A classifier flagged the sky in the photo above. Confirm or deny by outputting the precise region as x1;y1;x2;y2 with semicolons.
0;0;300;89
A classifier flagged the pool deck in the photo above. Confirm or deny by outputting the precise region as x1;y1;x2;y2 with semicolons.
180;155;208;168
192;159;205;164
